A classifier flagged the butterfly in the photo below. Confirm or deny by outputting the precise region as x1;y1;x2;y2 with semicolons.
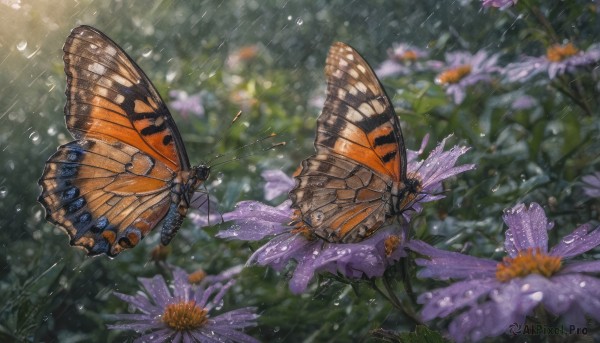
289;42;420;243
38;25;210;257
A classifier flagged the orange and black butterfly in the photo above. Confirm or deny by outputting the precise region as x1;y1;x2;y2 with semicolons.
38;26;210;256
290;42;420;243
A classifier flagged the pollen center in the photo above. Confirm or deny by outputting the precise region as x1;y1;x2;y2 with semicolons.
495;248;562;282
162;301;208;331
546;43;579;62
435;64;472;85
400;50;418;61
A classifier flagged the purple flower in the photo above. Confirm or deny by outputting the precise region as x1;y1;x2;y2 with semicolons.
108;267;259;343
511;94;538;110
375;44;438;78
505;43;600;82
435;50;500;104
581;172;600;198
409;202;600;342
261;169;295;201
218;136;474;293
481;0;517;9
169;90;205;118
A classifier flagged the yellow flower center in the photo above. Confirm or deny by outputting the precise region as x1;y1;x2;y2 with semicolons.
399;50;418;61
435;64;472;85
187;270;207;284
546;43;579;62
495;248;562;282
162;301;208;331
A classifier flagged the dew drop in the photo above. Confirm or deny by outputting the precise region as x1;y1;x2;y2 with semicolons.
529;291;543;301
17;40;27;51
29;131;40;143
437;296;452;307
287;15;292;20
142;48;153;58
520;283;530;292
0;186;7;198
562;236;575;244
47;126;57;136
296;18;304;25
15;204;22;213
579;281;586;288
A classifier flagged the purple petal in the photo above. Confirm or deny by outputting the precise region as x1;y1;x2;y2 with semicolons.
408;240;497;280
218;200;292;240
502;203;552;257
418;278;499;320
247;232;312;271
375;60;408;78
581;172;600;198
448;279;541;342
559;260;600;274
139;275;173;308
134;329;176;343
171;267;192;301
112;292;160;315
250;226;407;293
550;223;600;258
262;169;295;201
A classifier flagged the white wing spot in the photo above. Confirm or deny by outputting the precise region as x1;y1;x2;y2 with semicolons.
339;59;349;67
354;81;367;94
115;94;125;104
88;63;106;75
105;45;117;56
96;87;108;97
337;88;348;100
346;53;354;61
346;107;364;122
357;64;366;73
348;68;359;79
112;73;134;87
370;100;385;114
358;102;375;116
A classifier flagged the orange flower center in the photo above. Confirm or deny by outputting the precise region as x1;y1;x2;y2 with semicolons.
546;43;579;62
187;270;207;284
384;235;402;256
495;248;562;282
162;301;208;331
399;50;418;61
435;64;472;85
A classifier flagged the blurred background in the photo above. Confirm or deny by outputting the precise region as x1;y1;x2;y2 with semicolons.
0;0;599;341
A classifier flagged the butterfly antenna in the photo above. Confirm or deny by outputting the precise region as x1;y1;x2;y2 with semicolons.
205;110;244;159
210;140;286;168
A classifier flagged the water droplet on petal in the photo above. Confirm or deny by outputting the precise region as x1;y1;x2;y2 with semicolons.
520;283;530;292
529;291;543;301
296;18;303;25
17;40;27;51
579;281;586;288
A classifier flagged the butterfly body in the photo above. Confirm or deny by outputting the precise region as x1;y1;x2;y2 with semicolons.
39;26;209;256
290;42;420;243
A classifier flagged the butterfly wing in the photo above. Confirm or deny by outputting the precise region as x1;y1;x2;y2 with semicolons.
63;25;190;171
290;42;408;243
39;26;187;256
